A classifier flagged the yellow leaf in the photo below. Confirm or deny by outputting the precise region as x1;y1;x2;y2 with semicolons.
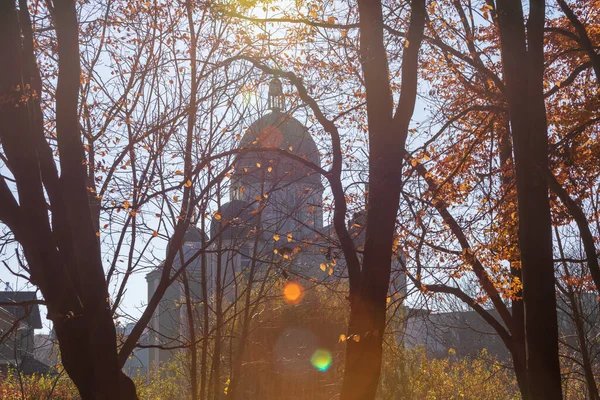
273;234;280;241
214;212;222;220
288;146;293;151
287;233;292;242
404;40;410;48
328;267;333;276
353;334;360;342
267;166;273;173
184;179;192;187
327;16;335;24
320;263;327;271
256;162;261;168
386;297;391;304
410;159;417;167
273;249;278;254
339;334;347;342
175;170;183;175
123;200;131;210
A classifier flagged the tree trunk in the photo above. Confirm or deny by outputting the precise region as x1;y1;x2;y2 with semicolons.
496;1;563;398
0;1;137;398
339;1;425;399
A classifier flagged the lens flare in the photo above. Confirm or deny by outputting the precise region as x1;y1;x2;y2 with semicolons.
310;349;332;372
283;281;304;305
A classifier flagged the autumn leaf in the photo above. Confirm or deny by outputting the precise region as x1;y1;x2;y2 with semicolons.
175;170;183;175
339;334;347;342
320;263;327;271
184;179;192;187
273;234;280;241
153;230;159;237
287;233;292;242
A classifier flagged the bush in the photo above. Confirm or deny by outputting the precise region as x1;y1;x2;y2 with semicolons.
0;368;79;400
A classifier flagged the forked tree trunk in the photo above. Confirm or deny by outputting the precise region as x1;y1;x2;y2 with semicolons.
339;1;425;399
495;1;562;398
0;1;136;398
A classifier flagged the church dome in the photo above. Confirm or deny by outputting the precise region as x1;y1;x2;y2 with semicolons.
234;110;321;186
210;200;261;241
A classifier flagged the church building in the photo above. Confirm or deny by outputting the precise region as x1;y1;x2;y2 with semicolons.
142;79;406;397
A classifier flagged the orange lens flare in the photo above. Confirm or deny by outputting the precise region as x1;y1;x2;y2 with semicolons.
283;281;304;305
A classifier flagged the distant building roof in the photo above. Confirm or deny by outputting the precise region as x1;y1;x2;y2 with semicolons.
0;292;42;330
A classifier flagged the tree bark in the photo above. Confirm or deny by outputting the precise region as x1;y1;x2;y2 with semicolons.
0;1;136;398
495;1;563;398
339;1;425;399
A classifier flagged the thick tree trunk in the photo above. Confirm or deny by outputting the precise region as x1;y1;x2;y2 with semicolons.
339;1;425;399
0;2;136;398
496;1;563;398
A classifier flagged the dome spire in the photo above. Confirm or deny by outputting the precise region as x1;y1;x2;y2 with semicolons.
267;77;285;111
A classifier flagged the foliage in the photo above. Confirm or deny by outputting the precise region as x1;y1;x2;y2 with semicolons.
0;369;79;400
378;348;520;400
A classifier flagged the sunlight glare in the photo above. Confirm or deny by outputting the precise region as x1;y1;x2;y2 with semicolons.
310;349;332;372
283;281;304;304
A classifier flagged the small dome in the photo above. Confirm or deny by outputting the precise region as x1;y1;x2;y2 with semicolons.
210;200;261;241
164;225;208;259
183;225;208;243
234;111;321;186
